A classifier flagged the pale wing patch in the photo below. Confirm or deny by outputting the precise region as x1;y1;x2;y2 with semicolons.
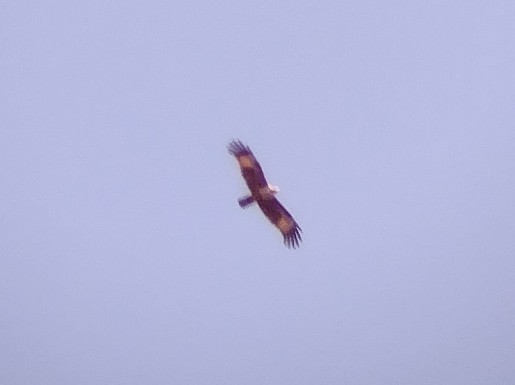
276;216;294;233
237;155;254;168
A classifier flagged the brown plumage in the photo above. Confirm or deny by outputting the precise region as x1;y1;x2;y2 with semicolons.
228;140;302;248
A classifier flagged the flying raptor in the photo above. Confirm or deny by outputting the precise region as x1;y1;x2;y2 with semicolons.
228;140;302;248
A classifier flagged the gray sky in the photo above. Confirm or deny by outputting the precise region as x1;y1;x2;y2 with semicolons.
2;1;514;384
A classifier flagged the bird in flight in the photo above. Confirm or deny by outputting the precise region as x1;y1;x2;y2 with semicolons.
228;140;302;248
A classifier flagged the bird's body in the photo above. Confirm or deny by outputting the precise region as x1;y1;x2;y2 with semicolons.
228;140;302;248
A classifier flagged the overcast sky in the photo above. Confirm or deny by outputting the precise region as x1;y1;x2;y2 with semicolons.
2;1;515;384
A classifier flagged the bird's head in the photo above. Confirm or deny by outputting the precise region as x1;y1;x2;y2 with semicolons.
268;184;280;194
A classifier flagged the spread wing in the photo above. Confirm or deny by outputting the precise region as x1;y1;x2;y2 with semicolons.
256;198;302;248
227;140;268;193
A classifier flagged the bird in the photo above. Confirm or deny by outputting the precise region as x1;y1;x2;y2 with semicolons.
228;140;302;248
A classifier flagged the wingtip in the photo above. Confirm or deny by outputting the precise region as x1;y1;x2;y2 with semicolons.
227;139;251;156
283;225;302;249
